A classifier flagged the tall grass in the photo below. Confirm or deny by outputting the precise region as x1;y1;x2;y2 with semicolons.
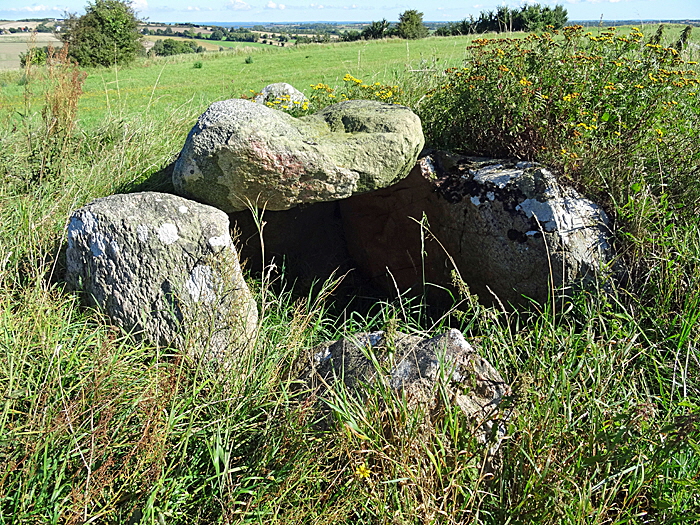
0;31;698;523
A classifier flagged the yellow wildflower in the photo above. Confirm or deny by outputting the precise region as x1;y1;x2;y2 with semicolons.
355;463;371;480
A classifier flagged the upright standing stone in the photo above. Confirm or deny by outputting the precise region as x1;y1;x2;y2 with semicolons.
66;192;258;361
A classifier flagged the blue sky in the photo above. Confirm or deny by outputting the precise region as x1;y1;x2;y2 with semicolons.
1;0;698;24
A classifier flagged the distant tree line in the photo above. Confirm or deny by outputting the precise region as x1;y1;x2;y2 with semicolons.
142;25;257;42
435;4;568;35
340;10;428;42
2;22;53;33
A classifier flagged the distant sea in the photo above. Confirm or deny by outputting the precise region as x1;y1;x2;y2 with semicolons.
174;19;700;28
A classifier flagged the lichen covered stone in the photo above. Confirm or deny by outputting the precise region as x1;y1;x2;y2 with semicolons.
66;192;258;360
173;98;424;212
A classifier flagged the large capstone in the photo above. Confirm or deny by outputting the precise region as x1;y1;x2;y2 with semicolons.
65;192;258;360
173;98;424;212
341;153;613;306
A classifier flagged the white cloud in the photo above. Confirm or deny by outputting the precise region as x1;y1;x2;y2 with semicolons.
227;0;252;10
309;2;324;7
131;0;148;10
266;1;286;8
7;5;58;12
342;4;359;8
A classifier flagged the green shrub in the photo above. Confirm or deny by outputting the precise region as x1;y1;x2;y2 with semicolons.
244;55;253;64
19;45;49;67
422;25;699;204
193;60;203;68
150;38;204;57
395;9;428;40
60;0;143;67
435;3;568;35
421;24;700;311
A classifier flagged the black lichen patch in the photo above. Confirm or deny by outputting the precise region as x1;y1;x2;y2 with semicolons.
507;229;528;243
426;155;530;214
419;153;552;244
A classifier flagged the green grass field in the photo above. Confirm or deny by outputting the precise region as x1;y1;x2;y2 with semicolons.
0;26;698;524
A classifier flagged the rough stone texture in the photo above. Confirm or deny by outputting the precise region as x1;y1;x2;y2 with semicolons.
66;192;258;360
305;329;509;446
341;152;612;306
254;82;308;106
173;98;424;212
339;164;444;300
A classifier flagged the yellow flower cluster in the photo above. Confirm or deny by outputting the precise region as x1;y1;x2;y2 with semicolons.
577;122;597;131
311;82;334;93
264;93;309;112
343;73;363;84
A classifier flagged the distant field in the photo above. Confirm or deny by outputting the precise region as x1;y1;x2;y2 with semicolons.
142;34;269;52
0;34;481;130
0;33;61;69
0;21;49;30
217;38;281;48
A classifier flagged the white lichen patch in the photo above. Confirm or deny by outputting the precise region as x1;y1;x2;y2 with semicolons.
208;235;230;249
67;211;98;246
515;199;557;231
137;224;149;242
517;194;609;244
90;235;106;257
314;346;331;365
473;165;523;189
420;156;437;179
516;161;537;169
157;223;179;245
186;265;217;304
178;206;189;214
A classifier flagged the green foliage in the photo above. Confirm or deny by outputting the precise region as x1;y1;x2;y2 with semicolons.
150;38;204;57
19;45;50;67
340;29;362;42
361;19;390;40
60;0;143;67
244;55;253;64
396;9;429;40
436;3;568;35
